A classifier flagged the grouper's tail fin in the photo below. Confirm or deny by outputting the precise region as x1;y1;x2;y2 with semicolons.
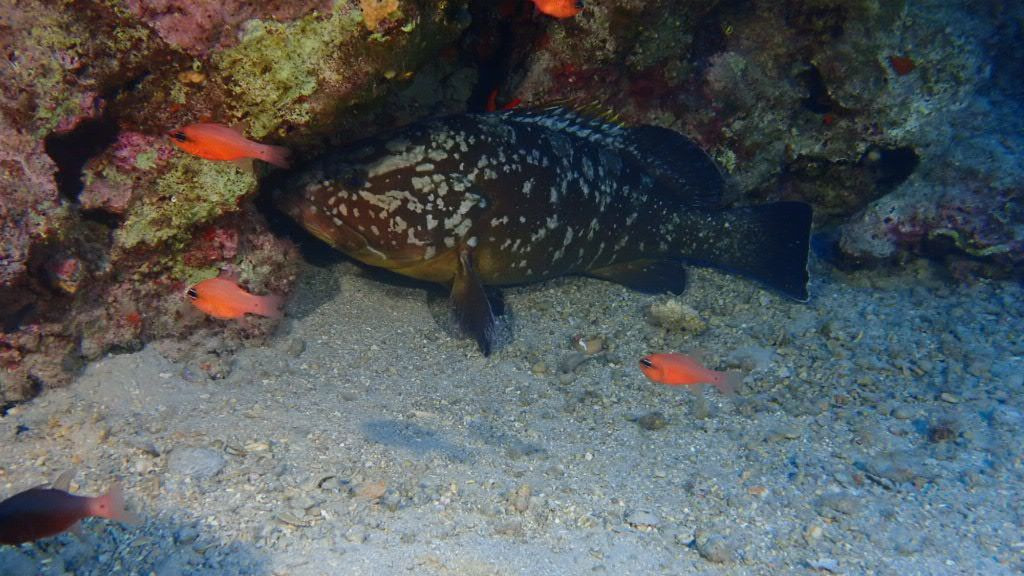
684;202;812;301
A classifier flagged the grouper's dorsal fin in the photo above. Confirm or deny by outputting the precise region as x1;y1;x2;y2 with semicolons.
541;99;626;127
623;125;726;210
500;103;630;148
504;104;725;209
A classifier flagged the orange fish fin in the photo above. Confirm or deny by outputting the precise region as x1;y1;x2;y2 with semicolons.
254;293;284;319
217;269;241;283
257;144;291;169
51;469;74;492
714;371;742;396
231;157;256;174
98;482;140;524
228;121;250;137
686;348;708;364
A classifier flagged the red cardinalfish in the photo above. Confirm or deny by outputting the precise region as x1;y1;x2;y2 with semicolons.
530;0;583;18
486;89;522;112
168;123;291;168
639;353;740;395
187;276;283;320
0;471;139;545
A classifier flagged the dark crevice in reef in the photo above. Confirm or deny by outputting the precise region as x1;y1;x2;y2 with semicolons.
43;115;119;204
862;145;919;191
690;0;754;75
462;0;548;112
797;65;842;114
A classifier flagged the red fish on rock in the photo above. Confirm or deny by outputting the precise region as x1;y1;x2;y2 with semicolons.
639;353;740;395
168;122;291;168
187;276;283;320
0;471;138;545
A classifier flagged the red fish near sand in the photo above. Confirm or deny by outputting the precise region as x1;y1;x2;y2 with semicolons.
639;353;740;395
530;0;583;19
188;277;283;320
0;471;138;545
168;123;291;168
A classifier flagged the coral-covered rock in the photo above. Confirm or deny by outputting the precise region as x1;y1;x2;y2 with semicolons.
0;0;473;401
505;0;1022;274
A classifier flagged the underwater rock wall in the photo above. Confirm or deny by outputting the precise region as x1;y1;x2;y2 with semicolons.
1;0;1020;400
0;0;472;401
509;0;1022;268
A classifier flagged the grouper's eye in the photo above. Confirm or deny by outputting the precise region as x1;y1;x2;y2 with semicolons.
186;288;198;300
170;131;187;142
639;358;654;368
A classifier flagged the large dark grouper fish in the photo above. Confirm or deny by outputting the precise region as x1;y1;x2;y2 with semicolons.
273;106;812;354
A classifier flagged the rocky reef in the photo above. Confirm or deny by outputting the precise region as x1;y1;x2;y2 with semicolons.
1;0;1021;401
503;0;1022;269
0;0;473;402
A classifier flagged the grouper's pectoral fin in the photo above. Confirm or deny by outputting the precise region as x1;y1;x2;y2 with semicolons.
587;259;688;294
450;247;496;355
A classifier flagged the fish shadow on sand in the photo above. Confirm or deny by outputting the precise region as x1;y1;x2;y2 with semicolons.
361;419;473;463
466;419;546;460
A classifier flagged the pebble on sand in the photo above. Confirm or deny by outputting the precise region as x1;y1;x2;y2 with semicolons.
167;446;226;479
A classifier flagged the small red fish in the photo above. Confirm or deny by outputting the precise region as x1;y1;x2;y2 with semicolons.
187;277;283;320
168;123;291;168
639;353;740;395
888;55;916;76
0;472;138;545
485;89;523;112
530;0;583;19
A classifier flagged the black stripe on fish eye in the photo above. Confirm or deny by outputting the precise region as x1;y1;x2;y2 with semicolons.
639;358;654;368
170;131;187;142
187;288;199;300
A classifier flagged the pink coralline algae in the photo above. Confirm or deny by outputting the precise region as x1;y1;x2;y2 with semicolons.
123;0;334;56
0;122;65;289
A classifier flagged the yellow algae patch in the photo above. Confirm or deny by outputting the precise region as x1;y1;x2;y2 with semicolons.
360;0;401;30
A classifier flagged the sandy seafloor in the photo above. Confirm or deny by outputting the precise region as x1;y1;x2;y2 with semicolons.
1;253;1023;576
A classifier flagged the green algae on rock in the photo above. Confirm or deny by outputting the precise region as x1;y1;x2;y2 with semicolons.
116;157;257;250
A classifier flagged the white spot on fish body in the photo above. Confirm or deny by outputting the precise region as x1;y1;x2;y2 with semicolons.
415;163;435;172
453;218;472;237
426;215;438;230
406;228;426;246
370;225;380;236
546;215;559;230
444;237;456;248
411;176;432;191
339;204;348;216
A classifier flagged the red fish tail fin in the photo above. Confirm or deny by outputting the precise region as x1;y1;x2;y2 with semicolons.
255;293;284;319
714;371;743;396
95;483;140;524
257;144;291;169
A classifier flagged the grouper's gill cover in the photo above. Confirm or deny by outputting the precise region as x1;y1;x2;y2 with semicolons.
274;106;812;354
